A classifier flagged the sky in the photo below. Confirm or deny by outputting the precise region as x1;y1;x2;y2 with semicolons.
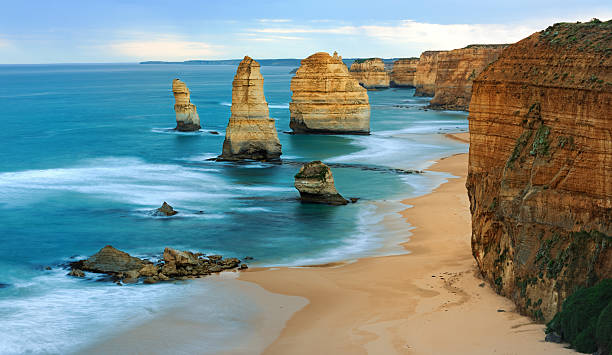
0;0;610;63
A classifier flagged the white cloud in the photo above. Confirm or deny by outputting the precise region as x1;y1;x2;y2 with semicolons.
0;38;9;48
108;36;221;60
246;35;304;42
252;26;358;35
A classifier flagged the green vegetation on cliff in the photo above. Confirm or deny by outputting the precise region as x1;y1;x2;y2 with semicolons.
539;18;612;55
547;279;612;354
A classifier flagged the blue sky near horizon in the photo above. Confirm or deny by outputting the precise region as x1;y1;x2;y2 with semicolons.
0;0;610;63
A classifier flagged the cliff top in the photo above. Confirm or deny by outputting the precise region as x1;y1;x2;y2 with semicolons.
463;44;510;49
353;57;383;64
538;18;612;54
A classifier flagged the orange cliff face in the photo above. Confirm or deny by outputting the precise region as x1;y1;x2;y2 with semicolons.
467;20;612;322
414;51;446;97
349;58;390;89
428;45;507;111
390;58;419;87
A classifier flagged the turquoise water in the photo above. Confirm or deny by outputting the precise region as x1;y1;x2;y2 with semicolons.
0;63;468;353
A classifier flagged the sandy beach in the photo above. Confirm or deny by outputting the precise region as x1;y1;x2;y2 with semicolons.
239;133;575;354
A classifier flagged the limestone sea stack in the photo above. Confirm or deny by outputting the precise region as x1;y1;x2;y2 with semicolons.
390;58;419;87
467;20;611;322
294;161;348;205
290;52;370;134
428;44;508;111
413;51;447;97
220;56;282;161
172;79;200;131
349;58;390;89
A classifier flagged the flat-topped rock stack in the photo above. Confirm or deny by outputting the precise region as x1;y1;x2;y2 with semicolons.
294;161;348;205
414;51;447;97
428;44;508;110
219;56;282;161
390;58;419;87
349;58;390;89
290;52;370;135
172;79;201;131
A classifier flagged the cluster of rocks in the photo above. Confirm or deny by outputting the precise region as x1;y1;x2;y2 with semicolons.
69;245;246;285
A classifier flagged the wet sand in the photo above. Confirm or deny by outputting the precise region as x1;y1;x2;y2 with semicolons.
239;134;574;354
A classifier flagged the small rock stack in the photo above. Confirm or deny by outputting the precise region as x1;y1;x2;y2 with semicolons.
172;79;201;131
294;161;348;205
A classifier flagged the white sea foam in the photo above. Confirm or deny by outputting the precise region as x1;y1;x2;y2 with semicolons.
268;103;289;109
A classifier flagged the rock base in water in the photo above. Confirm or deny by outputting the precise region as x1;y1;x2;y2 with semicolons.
154;202;177;216
294;161;348;205
69;246;246;284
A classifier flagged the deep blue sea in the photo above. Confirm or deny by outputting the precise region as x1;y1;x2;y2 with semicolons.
0;63;468;354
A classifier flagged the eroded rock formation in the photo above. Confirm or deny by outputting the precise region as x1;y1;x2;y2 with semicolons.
70;246;244;284
467;20;612;322
414;51;446;97
220;56;282;161
428;44;508;111
172;79;201;131
349;58;390;89
294;161;348;205
154;202;177;216
290;52;370;134
390;58;419;87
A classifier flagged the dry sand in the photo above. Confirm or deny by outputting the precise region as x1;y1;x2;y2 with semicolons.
240;134;575;354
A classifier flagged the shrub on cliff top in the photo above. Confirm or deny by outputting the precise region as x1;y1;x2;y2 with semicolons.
547;279;612;353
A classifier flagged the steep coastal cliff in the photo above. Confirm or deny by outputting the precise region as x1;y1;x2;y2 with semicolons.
414;51;446;97
429;44;507;111
349;58;390;89
220;56;282;161
290;52;370;134
390;58;419;87
172;79;201;131
467;20;611;323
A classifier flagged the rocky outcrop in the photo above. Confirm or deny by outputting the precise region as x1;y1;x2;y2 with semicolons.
70;246;244;284
290;52;370;134
219;56;282;161
172;79;201;131
349;58;390;89
414;51;446;97
467;20;612;322
294;161;348;205
428;44;508;111
390;58;419;87
154;202;177;216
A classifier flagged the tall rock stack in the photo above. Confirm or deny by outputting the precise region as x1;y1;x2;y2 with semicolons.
428;44;508;111
390;58;419;87
220;56;282;161
172;79;201;131
290;52;370;135
349;58;390;89
413;51;446;97
467;20;611;322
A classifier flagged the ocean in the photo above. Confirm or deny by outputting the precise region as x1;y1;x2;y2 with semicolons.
0;63;468;354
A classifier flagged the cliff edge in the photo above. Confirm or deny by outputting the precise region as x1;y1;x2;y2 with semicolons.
349;58;390;89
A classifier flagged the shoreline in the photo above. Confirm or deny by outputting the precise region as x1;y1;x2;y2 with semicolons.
239;134;575;354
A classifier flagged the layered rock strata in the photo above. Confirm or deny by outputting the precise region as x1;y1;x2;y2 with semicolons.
349;58;390;89
467;20;612;322
70;245;244;284
414;51;446;96
294;161;348;205
390;58;419;87
429;44;508;111
220;56;282;161
172;79;200;131
290;52;370;134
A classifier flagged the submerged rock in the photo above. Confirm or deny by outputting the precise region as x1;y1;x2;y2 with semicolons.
172;79;201;131
290;52;370;134
294;161;348;205
68;269;85;277
154;202;177;216
219;56;282;161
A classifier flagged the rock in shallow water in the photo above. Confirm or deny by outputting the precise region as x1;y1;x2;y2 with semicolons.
154;202;177;216
294;161;348;205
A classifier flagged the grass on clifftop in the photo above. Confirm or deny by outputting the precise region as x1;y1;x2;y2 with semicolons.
539;18;612;55
547;279;612;354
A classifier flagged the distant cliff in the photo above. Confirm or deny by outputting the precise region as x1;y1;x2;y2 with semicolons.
467;20;612;322
428;45;507;111
349;58;390;89
414;51;446;96
390;58;419;87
